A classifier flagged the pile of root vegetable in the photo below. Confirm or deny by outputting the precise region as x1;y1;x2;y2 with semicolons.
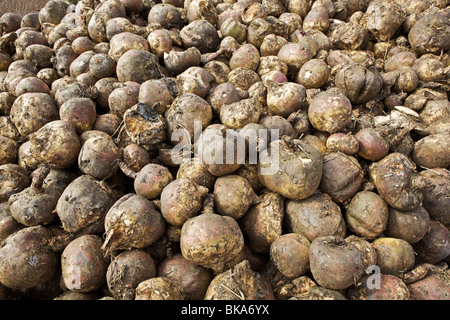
0;0;449;301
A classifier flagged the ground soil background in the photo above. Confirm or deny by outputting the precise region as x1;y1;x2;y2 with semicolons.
0;0;50;16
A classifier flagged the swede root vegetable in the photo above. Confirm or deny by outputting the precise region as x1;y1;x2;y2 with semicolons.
116;49;166;83
15;77;51;96
0;92;15;115
413;220;450;265
413;57;445;82
278;42;313;78
94;113;122;136
61;234;108;292
301;134;327;154
415;168;450;227
108;32;150;63
229;44;260;71
148;3;183;29
309;236;365;290
59;98;97;135
266;82;306;117
384;206;431;244
176;66;214;98
206;83;242;117
180;20;220;54
0;13;21;34
220;97;261;129
0;137;17;165
335;63;383;105
204;259;274;300
123;103;168;147
228;67;261;91
102;193;166;254
220;18;247;45
0;164;29;202
89;53;117;80
369;152;423;211
297;59;330;88
408;13;450;55
344;235;378;271
405;265;450;300
68;51;94;78
260;34;288;56
0;116;19;142
240;191;285;254
180;213;244;274
164;47;202;76
355;127;390;161
0;226;58;290
308;90;352;134
348;274;410;300
165;93;212;147
285;192;346;242
157;253;213;300
79;130;111;146
23;44;54;69
270;233;310;279
56;175;117;235
17;141;40;173
107;249;156;300
361;0;405;41
326;132;359;155
72;37;95;55
176;159;216;191
257;56;288;80
135;277;184;300
121;0;144;15
195;124;242;177
0;203;23;245
8;165;75;227
160;178;209;226
105;17;148;41
121;162;174;200
108;84;139;117
345;191;389;239
121;143;150;173
14;30;48;60
258;137;323;200
26;120;81;170
260;115;297;143
9;92;58;136
4;67;37;97
411;133;450;169
213;175;258;219
138;79;174;115
54;45;78;78
319;152;364;204
372;237;416;276
147;29;174;61
78;136;120;180
54;81;97;107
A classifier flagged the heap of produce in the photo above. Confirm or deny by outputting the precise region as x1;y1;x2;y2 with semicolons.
0;0;449;300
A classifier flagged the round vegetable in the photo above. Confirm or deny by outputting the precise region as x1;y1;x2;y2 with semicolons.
258;137;323;200
61;234;108;292
309;236;365;290
0;226;58;290
107;250;156;300
180;213;245;274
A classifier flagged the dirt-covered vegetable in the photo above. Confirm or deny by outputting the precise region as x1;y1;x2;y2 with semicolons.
0;0;449;302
